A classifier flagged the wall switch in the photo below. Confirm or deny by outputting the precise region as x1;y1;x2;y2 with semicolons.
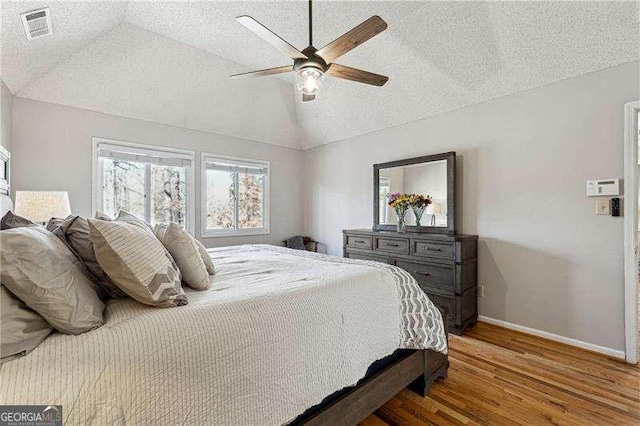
596;198;610;215
479;285;485;298
611;198;620;217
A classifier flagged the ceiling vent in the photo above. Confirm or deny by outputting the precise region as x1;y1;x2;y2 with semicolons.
21;8;52;40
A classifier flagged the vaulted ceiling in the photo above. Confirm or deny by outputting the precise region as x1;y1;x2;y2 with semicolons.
2;1;638;150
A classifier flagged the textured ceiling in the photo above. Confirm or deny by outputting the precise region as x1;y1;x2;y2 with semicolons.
1;1;638;150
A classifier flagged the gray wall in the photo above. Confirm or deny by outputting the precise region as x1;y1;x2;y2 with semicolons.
304;61;640;352
11;98;304;248
0;80;12;150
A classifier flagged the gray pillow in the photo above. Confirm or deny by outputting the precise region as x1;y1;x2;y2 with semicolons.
0;286;53;363
53;215;125;299
1;211;40;230
45;216;68;233
0;227;105;334
89;218;187;308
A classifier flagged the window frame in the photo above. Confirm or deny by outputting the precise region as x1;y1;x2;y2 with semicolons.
91;137;196;234
200;152;270;238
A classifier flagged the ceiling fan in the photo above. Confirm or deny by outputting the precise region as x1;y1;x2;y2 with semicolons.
230;0;389;102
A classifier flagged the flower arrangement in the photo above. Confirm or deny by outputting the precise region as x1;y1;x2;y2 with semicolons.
387;193;433;230
387;193;410;209
407;194;432;227
387;193;411;232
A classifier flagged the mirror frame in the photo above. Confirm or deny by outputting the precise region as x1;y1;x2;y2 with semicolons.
373;151;456;234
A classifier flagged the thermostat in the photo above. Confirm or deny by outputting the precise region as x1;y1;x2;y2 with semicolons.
586;179;620;197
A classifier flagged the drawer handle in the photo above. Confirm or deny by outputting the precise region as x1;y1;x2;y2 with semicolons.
386;243;400;247
426;247;442;252
414;270;431;277
354;239;366;244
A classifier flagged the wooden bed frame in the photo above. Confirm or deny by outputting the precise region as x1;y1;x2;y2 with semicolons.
295;309;450;425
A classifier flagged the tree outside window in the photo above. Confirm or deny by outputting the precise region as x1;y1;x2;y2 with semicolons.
95;140;193;232
203;155;269;236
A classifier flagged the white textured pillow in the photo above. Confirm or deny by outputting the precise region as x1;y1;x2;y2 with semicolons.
194;238;215;275
154;223;211;290
88;219;187;307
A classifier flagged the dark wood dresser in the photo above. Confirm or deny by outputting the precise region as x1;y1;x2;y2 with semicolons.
343;229;478;335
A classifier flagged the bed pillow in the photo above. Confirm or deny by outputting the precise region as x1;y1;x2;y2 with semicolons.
113;211;184;282
154;223;211;290
1;211;40;230
0;286;53;363
88;218;187;307
45;216;67;233
194;238;215;275
0;227;105;334
54;215;126;299
116;211;154;233
94;211;113;221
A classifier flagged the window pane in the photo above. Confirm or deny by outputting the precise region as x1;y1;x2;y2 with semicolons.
100;158;145;219
237;172;264;229
150;165;187;228
205;169;235;230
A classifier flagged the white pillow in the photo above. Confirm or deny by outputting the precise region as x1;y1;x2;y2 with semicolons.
194;238;215;275
154;223;212;290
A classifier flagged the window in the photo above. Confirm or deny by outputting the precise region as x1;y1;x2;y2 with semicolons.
378;176;391;223
93;139;195;233
202;154;269;237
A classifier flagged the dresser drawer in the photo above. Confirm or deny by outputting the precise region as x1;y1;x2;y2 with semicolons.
375;237;409;254
412;240;454;260
425;291;458;326
346;235;372;250
347;251;389;264
395;260;455;293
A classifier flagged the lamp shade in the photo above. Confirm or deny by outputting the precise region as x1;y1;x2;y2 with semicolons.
14;191;71;223
428;203;443;215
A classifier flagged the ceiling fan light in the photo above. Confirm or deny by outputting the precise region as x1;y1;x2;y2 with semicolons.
296;67;325;95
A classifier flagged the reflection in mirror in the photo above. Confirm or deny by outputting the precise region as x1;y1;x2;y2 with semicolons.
378;159;448;227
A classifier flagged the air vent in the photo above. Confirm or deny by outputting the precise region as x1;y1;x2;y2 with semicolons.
21;8;52;40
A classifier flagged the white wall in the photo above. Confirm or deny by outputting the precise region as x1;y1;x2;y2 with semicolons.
0;80;12;150
304;61;640;352
11;98;304;248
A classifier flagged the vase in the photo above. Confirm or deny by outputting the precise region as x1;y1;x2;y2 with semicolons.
411;205;426;227
394;207;408;233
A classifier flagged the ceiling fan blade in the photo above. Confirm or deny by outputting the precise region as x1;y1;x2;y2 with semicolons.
326;63;388;86
302;94;316;102
236;16;307;60
230;65;294;79
316;16;387;63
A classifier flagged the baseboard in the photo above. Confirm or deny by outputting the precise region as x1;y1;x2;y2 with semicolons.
477;315;626;360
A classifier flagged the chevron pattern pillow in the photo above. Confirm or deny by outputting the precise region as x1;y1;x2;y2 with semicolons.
88;218;187;308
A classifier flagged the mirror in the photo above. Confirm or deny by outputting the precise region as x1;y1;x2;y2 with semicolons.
374;152;456;234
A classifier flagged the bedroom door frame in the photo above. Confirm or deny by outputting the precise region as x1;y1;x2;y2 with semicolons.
623;100;640;364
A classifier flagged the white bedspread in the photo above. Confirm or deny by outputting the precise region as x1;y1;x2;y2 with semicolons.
0;245;446;425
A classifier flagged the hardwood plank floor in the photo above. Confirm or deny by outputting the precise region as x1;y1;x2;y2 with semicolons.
361;322;640;425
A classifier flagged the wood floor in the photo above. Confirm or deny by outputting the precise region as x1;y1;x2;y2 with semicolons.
360;322;640;425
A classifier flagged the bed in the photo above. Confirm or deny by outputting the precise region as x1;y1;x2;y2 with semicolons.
0;200;448;424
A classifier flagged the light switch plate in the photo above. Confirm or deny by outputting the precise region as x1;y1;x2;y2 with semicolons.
596;199;610;215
